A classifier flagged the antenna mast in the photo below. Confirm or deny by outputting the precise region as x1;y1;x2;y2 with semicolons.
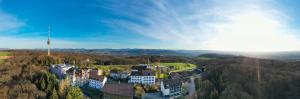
47;25;51;56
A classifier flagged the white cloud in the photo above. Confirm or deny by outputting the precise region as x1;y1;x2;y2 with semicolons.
0;11;25;32
104;0;300;51
203;9;300;52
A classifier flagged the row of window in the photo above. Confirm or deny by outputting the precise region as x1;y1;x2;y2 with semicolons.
131;77;155;80
131;76;155;79
130;79;155;81
130;80;155;83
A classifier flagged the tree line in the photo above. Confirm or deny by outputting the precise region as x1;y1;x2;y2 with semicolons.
194;55;300;99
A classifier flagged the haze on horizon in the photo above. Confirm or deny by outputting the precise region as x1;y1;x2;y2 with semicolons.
1;0;300;52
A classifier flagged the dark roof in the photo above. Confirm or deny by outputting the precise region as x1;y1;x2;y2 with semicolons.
90;69;105;81
66;68;75;75
90;69;99;76
131;66;147;70
142;70;155;76
130;70;155;76
110;70;129;74
110;69;119;73
102;83;134;97
90;75;105;81
170;72;192;79
163;79;182;89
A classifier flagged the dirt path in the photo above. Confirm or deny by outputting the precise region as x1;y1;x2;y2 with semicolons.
0;56;12;59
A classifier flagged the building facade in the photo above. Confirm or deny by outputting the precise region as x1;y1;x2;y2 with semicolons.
89;69;107;89
160;79;182;98
110;70;129;80
50;64;74;79
89;76;107;89
129;70;155;85
70;68;90;86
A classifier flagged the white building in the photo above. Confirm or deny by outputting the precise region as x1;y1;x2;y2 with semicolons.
160;79;182;98
89;76;107;89
109;70;129;79
131;66;147;72
88;69;107;89
50;64;74;79
70;68;90;86
129;70;155;85
138;64;153;69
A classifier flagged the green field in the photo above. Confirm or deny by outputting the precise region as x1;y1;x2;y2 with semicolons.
156;73;169;79
90;65;131;75
159;62;197;72
0;52;12;63
0;52;12;56
88;62;196;76
93;65;131;70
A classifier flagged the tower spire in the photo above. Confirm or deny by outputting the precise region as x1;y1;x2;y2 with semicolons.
47;25;51;56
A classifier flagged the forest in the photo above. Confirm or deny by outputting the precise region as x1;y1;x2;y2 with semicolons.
0;50;87;99
0;50;189;99
194;54;300;99
0;50;299;99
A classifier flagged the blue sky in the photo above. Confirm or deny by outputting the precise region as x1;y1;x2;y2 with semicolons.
1;0;300;51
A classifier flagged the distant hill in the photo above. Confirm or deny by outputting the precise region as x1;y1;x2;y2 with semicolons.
49;49;215;57
3;48;300;61
234;51;300;61
0;48;11;50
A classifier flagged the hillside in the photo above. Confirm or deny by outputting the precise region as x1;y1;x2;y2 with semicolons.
0;50;299;99
193;54;300;99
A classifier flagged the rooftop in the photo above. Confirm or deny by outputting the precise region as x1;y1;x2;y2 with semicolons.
163;79;182;89
110;69;129;74
131;66;147;70
102;83;134;97
66;67;75;74
53;64;74;68
131;70;155;76
90;75;106;81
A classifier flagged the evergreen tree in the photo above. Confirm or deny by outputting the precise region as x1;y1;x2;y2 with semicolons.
195;78;202;90
40;78;46;90
66;87;83;99
50;88;59;99
59;76;70;98
210;88;219;99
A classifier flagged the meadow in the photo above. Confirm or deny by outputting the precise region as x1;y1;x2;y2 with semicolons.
0;52;12;56
159;62;197;72
0;51;12;63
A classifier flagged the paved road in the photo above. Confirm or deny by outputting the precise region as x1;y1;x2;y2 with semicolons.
187;77;196;98
182;76;197;99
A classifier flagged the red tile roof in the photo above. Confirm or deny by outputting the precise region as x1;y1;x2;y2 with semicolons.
102;83;134;97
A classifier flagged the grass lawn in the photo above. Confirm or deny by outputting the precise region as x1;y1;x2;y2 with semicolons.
90;65;131;75
159;63;197;72
87;62;196;76
93;65;131;71
156;73;169;79
0;51;12;64
0;52;12;56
